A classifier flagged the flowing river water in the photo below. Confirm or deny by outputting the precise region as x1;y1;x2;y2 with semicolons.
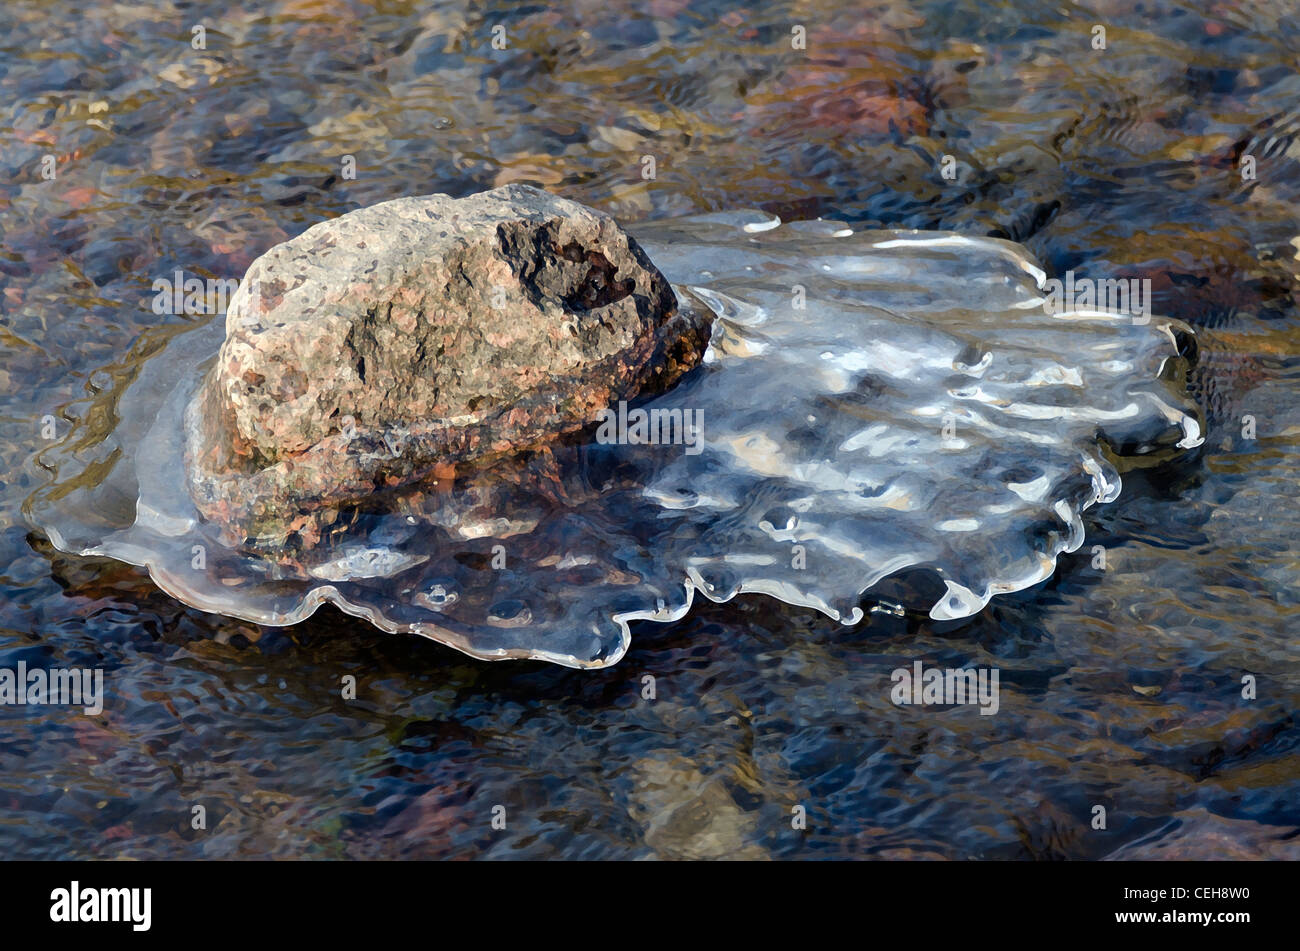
1;0;1298;858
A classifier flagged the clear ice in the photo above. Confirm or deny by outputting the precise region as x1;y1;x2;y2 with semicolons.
27;210;1204;667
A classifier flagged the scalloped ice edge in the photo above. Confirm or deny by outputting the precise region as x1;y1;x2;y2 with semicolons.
37;215;1205;670
56;442;1164;670
62;464;1109;670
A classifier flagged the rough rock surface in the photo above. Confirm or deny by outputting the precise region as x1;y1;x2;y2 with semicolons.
186;184;710;545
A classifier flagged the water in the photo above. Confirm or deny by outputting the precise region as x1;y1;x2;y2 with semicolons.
2;0;1298;859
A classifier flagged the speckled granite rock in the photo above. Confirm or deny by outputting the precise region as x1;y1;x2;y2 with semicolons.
186;184;710;545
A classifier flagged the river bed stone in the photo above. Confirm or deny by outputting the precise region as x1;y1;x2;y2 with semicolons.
185;184;711;545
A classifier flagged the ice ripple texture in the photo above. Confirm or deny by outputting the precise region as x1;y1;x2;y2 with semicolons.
26;211;1205;668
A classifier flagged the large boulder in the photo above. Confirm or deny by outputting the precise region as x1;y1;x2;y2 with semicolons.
185;184;710;546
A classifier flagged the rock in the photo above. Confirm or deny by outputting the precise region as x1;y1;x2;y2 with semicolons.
186;184;710;545
1102;808;1300;861
626;754;767;860
740;18;930;139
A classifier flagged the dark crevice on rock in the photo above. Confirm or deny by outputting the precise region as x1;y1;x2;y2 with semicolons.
557;241;635;312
